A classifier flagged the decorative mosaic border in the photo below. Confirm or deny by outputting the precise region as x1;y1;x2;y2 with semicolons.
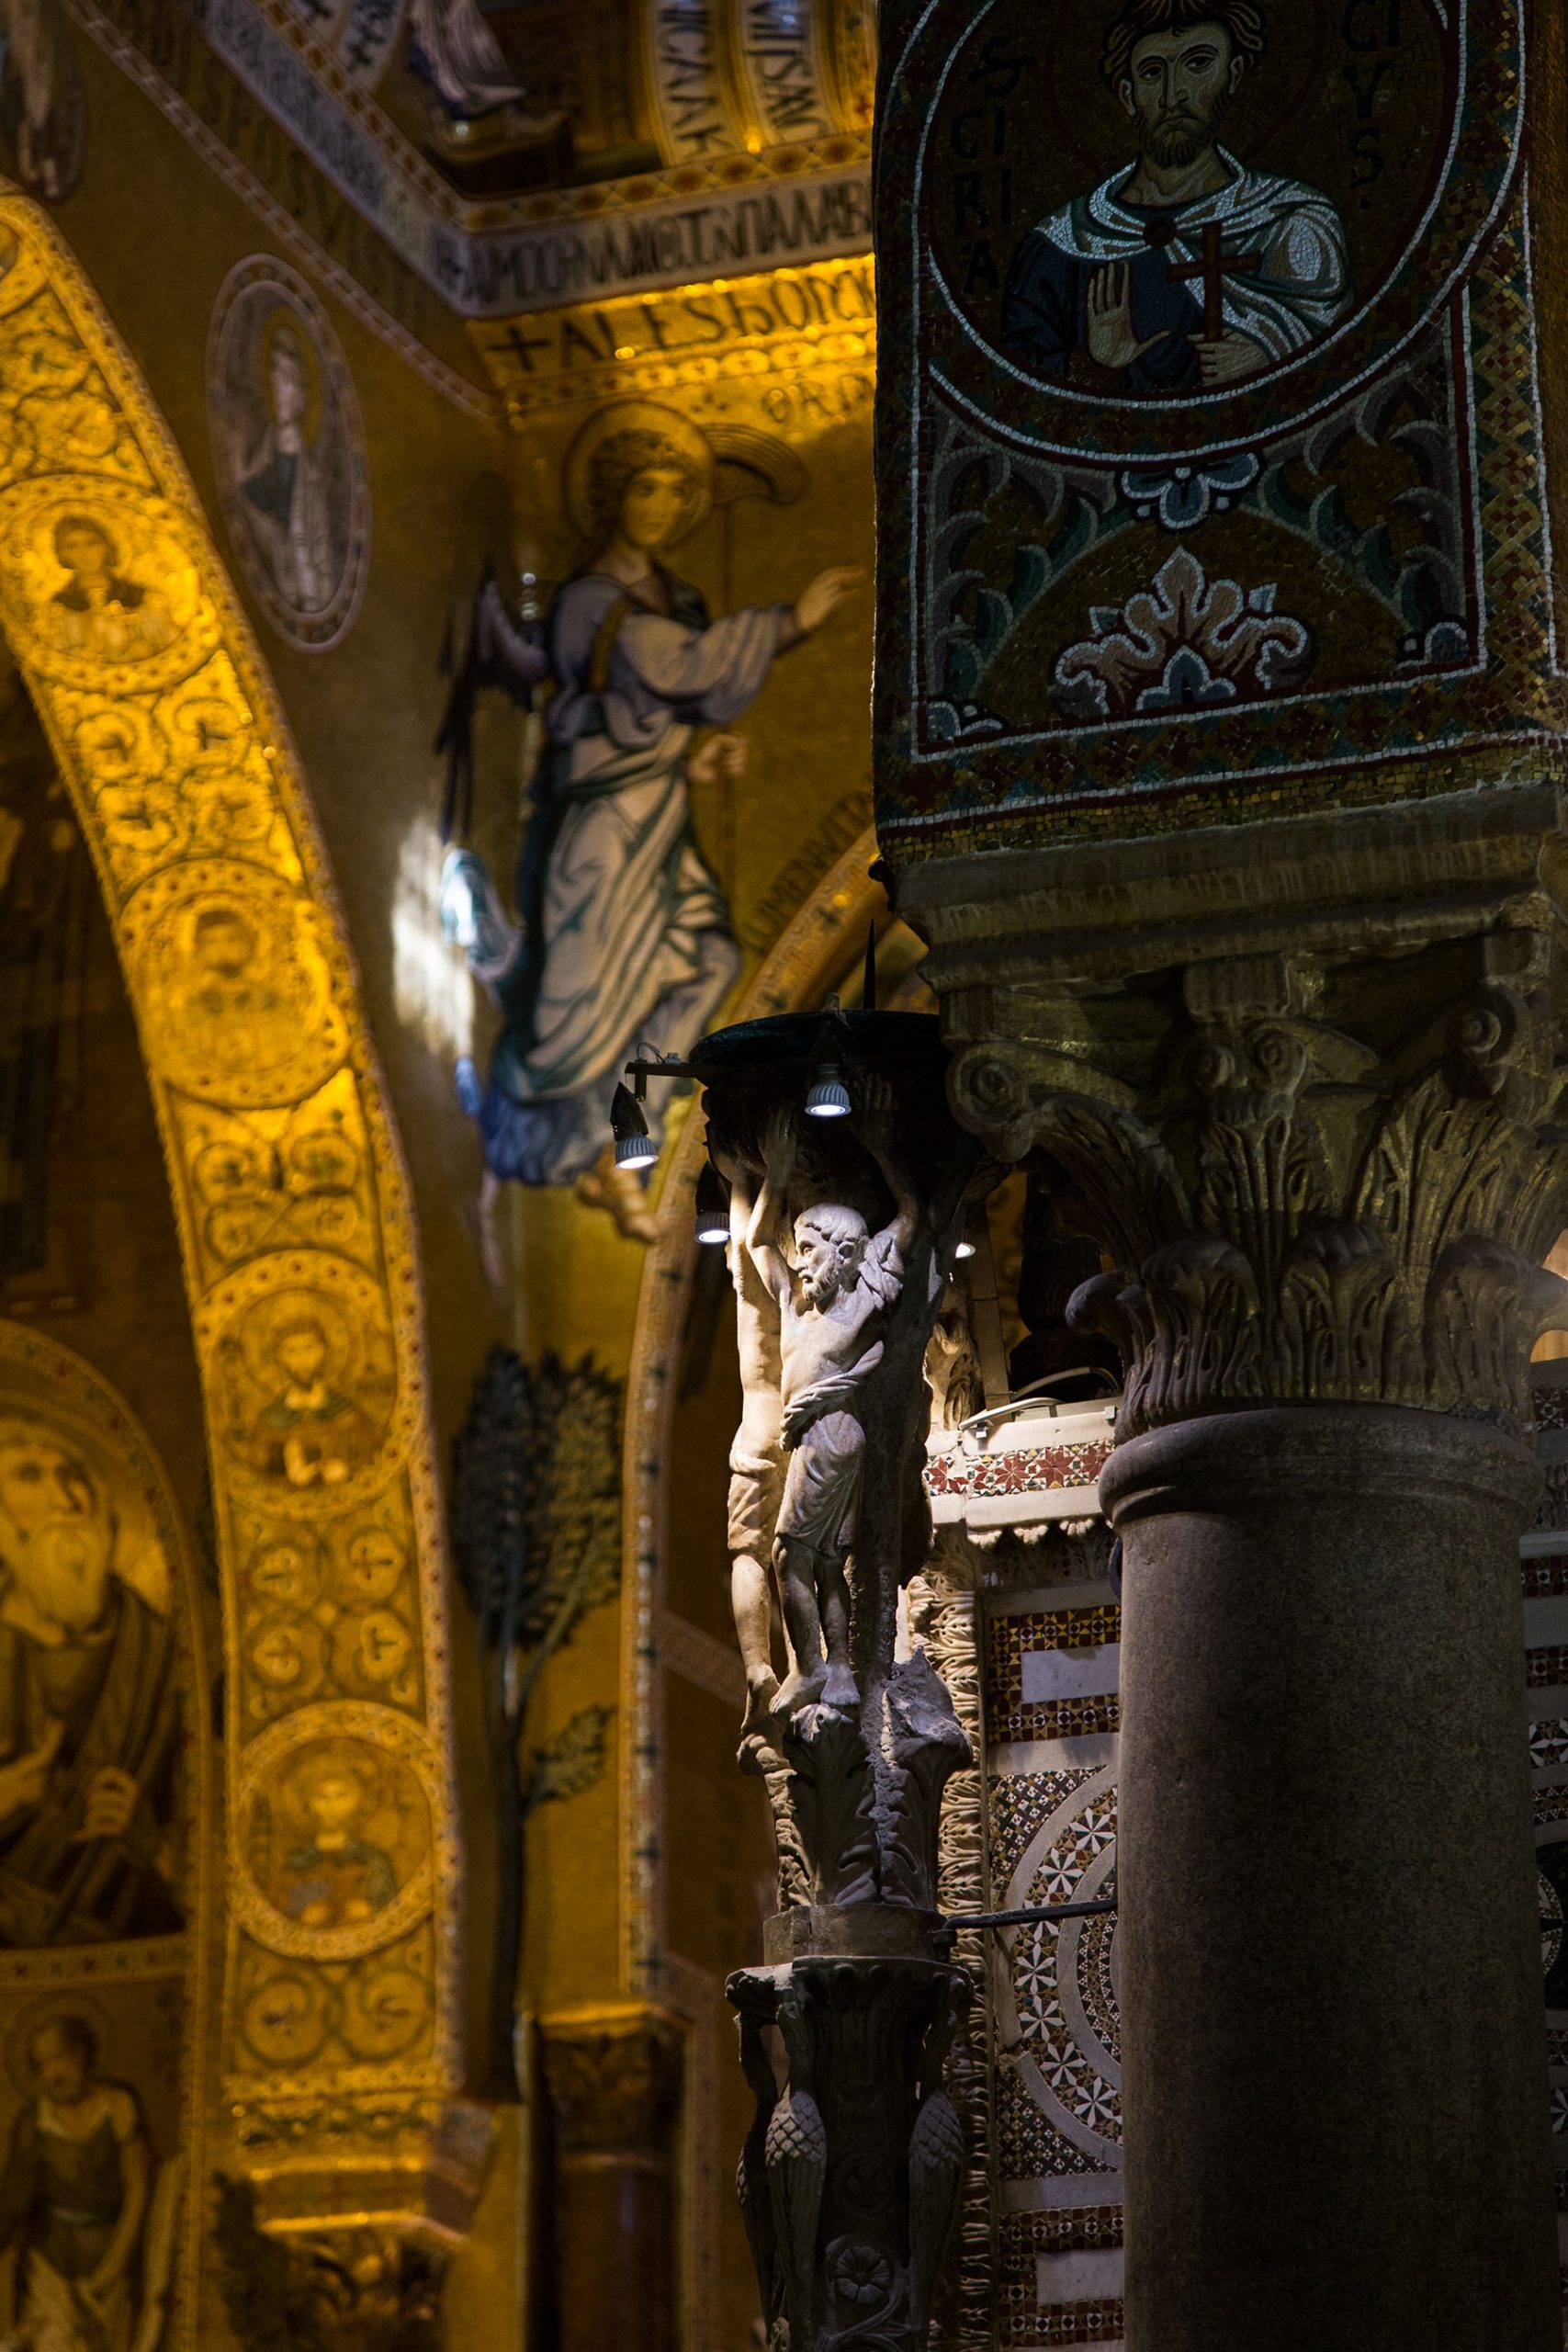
928;1440;1113;1500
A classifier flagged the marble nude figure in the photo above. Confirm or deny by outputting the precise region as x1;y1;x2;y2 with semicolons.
722;1080;917;1725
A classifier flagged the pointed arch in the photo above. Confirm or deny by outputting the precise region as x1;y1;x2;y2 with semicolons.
0;194;476;2234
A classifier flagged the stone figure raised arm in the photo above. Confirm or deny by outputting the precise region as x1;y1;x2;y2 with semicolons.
715;1146;787;1736
745;1080;919;1714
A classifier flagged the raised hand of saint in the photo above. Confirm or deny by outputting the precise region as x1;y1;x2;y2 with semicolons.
1086;262;1166;373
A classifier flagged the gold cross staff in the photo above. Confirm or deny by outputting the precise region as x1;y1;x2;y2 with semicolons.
1166;220;1263;342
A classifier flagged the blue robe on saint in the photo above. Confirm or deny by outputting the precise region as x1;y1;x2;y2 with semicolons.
1002;149;1352;396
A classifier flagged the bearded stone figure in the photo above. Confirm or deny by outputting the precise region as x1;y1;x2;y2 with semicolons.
0;1418;179;1946
743;1085;916;1716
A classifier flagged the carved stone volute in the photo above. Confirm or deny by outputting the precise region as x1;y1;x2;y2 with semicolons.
948;936;1568;1439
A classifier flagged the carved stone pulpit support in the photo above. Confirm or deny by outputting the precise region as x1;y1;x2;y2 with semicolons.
679;1011;987;2352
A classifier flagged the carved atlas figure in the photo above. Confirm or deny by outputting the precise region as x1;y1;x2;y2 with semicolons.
742;1081;915;1716
440;400;862;1253
1002;0;1352;393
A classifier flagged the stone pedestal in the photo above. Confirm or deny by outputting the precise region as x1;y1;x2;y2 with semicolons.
1104;1406;1558;2351
730;1929;969;2352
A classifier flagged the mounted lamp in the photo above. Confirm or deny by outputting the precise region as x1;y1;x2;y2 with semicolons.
695;1160;730;1244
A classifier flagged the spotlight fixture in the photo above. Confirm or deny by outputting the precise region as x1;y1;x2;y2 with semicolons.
610;1081;658;1170
695;1161;729;1245
805;1059;852;1119
954;1238;976;1261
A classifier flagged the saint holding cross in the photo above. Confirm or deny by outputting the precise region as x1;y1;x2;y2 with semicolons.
1002;0;1351;397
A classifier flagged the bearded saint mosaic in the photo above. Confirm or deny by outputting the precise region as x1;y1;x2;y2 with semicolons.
0;1377;181;1950
999;4;1351;395
441;397;863;1246
878;0;1540;838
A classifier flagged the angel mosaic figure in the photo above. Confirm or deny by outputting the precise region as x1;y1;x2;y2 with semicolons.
745;1081;915;1713
442;400;862;1256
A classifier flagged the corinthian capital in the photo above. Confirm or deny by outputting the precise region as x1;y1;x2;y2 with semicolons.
949;940;1568;1438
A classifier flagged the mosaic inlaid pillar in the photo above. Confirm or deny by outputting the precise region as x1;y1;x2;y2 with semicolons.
874;0;1568;2339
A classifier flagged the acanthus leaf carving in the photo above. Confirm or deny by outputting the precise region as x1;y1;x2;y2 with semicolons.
954;954;1568;1438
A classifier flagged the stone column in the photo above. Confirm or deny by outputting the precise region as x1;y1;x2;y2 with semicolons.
908;832;1568;2351
537;2003;684;2352
1107;1408;1551;2347
690;1011;985;2352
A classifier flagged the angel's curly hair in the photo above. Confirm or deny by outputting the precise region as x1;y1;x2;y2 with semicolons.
582;430;703;544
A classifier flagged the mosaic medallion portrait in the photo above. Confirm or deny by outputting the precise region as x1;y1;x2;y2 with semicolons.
232;1705;436;1963
206;1261;401;1510
925;0;1452;407
207;257;370;652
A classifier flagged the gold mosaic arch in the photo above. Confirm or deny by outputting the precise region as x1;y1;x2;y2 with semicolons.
0;194;476;2233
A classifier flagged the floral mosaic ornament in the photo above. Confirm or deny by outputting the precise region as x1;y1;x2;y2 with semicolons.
1055;548;1312;721
1116;453;1261;531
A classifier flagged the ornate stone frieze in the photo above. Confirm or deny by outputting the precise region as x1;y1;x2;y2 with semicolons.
948;938;1568;1439
731;1954;970;2352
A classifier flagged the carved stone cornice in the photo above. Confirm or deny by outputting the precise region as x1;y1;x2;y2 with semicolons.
946;929;1568;1440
